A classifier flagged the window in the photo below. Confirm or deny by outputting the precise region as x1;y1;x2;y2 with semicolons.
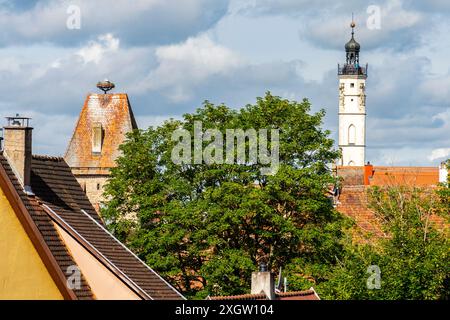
348;160;355;166
97;183;101;190
92;123;103;154
348;124;356;144
350;83;355;88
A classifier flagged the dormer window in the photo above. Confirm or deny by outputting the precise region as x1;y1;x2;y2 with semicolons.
92;123;103;154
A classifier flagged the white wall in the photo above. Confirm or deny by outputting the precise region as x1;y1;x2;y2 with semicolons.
338;75;366;166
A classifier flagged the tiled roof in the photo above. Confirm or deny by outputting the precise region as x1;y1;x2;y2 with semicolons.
207;289;319;300
0;154;93;299
337;185;448;241
336;165;440;187
207;293;268;300
275;290;320;300
64;93;137;170
335;165;446;240
369;166;439;186
31;155;102;224
0;153;184;300
337;186;386;241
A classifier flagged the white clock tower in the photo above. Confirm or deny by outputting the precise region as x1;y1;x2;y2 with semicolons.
338;21;368;166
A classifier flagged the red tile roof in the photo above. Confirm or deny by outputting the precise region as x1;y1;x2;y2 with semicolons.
336;186;386;241
335;165;447;240
207;289;319;300
369;166;440;186
337;185;448;241
275;290;320;300
207;293;268;300
336;165;440;187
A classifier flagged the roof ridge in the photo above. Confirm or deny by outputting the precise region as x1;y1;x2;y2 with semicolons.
208;293;267;300
276;289;315;297
39;201;184;300
208;289;319;300
32;154;64;161
41;203;154;300
78;208;185;300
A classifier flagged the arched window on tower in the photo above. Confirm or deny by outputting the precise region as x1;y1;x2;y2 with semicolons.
348;124;356;145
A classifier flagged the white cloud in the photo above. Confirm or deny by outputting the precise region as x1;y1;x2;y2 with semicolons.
0;0;229;46
136;115;182;129
302;0;424;51
143;34;243;102
76;33;119;64
428;148;450;161
420;74;450;105
0;0;449;167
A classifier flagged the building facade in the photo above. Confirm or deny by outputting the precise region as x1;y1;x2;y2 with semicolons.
338;22;368;166
65;83;138;211
0;115;183;300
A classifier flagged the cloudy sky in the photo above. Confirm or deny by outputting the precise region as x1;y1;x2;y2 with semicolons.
0;0;449;165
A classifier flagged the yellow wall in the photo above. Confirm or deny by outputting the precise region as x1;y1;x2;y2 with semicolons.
0;188;63;300
55;224;141;300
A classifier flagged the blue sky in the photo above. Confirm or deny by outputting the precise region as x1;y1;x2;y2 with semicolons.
0;0;449;165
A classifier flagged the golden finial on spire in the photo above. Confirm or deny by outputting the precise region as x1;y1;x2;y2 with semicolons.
350;13;356;36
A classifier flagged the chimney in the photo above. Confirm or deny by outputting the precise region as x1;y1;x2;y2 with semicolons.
3;115;33;194
364;161;374;185
251;263;275;300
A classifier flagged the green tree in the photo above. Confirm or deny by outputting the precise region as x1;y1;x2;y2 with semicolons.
102;93;347;298
318;183;450;300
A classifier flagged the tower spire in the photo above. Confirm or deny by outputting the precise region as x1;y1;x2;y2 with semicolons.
340;15;365;75
351;13;355;38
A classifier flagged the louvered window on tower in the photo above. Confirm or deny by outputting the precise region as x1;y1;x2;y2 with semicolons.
92;123;103;154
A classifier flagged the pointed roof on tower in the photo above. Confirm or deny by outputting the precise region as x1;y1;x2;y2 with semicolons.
345;20;361;52
65;82;138;170
338;17;368;77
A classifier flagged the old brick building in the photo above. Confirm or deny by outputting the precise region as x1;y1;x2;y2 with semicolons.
65;83;138;212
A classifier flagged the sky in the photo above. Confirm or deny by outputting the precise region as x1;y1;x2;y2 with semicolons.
0;0;449;166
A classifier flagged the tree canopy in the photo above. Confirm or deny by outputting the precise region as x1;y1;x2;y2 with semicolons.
102;92;346;298
102;92;449;300
318;181;450;300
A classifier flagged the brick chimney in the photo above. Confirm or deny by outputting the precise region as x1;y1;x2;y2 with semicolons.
251;263;275;300
364;161;374;185
3;115;33;194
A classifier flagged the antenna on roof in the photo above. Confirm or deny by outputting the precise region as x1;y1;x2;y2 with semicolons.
96;79;115;94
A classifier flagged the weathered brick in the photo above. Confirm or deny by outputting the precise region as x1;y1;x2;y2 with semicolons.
65;93;137;211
